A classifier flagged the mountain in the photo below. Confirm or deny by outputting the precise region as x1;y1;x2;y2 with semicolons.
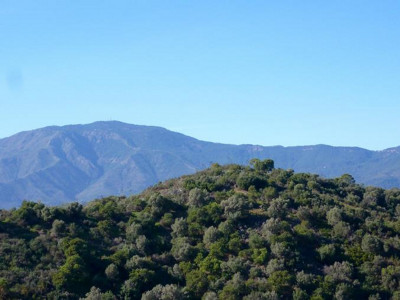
1;162;400;299
0;121;399;208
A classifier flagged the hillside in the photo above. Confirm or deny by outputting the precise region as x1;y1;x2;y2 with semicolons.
1;121;400;208
1;161;400;299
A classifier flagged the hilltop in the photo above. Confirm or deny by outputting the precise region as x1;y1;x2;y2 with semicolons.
1;161;400;299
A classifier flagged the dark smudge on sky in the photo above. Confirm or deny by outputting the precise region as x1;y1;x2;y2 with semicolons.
6;68;23;91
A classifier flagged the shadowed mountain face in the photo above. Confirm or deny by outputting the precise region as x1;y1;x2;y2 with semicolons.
0;121;399;208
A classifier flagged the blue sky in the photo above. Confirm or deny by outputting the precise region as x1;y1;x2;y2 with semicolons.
1;1;399;150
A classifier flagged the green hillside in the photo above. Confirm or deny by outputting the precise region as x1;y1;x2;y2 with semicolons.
1;160;400;299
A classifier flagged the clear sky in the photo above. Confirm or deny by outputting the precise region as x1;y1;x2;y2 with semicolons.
1;1;399;150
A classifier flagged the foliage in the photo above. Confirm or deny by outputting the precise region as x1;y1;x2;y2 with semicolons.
1;159;400;299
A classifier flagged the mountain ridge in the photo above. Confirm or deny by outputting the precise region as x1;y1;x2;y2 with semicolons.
0;121;399;208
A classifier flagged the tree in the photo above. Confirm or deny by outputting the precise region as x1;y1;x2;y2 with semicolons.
250;159;275;172
188;188;208;208
292;288;309;300
171;218;188;238
361;234;381;254
332;221;351;239
218;273;247;300
221;256;249;277
105;264;119;281
0;278;8;299
317;244;336;263
141;284;184;300
80;286;115;300
337;174;356;187
171;237;194;261
237;172;267;190
52;255;89;293
221;194;249;220
186;269;209;297
323;261;353;284
136;235;149;255
326;207;343;226
363;187;385;207
203;226;220;248
267;198;290;219
50;219;66;237
267;270;294;296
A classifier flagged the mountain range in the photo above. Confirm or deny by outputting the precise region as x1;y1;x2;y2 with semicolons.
0;121;399;208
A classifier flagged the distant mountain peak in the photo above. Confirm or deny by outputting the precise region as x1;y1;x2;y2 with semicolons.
0;121;400;208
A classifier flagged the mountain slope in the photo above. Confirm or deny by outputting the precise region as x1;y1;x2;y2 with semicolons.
0;121;399;208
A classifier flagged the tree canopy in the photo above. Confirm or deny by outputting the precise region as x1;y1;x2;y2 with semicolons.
1;159;400;299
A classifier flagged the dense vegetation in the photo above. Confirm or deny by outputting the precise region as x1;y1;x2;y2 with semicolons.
1;159;400;299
